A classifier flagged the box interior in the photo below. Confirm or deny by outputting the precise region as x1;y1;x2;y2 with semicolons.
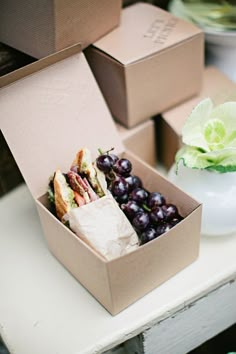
92;2;202;65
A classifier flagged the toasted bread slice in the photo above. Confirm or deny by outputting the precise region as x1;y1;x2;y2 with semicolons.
72;148;107;197
54;170;76;221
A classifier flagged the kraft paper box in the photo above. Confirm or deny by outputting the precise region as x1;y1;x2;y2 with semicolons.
85;2;204;128
0;48;201;315
116;120;157;167
160;66;236;170
0;0;121;59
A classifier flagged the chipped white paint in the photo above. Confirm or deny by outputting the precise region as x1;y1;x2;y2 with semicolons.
142;280;236;354
1;185;236;354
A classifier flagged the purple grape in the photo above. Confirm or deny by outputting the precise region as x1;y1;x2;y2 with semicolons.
130;188;148;205
111;176;129;197
96;154;114;173
162;204;179;221
125;175;134;192
131;175;143;189
113;158;132;176
140;227;157;244
162;222;173;233
156;224;166;236
150;206;165;224
121;200;144;220
132;212;150;231
125;175;143;192
114;194;129;204
155;222;175;237
147;192;166;209
170;217;182;227
109;153;119;164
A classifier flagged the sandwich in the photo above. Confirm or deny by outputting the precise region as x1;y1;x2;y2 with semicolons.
48;147;139;260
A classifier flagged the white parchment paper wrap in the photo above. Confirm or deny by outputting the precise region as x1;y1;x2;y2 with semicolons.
64;194;139;260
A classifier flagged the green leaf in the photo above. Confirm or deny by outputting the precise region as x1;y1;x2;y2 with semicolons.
175;146;212;172
47;185;55;205
175;145;236;172
207;164;236;173
206;149;236;172
204;147;236;165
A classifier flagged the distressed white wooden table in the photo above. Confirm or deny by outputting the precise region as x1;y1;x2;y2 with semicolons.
0;184;236;354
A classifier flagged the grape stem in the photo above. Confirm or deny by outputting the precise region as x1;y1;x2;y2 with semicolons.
98;147;115;155
106;170;117;181
142;204;151;212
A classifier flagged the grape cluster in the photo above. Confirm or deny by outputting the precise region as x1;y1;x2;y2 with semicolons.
96;152;183;245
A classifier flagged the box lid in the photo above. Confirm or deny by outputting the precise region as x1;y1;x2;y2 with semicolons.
162;66;236;136
0;50;124;198
92;2;202;65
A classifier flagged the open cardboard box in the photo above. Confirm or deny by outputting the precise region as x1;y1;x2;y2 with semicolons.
0;0;121;59
0;46;202;315
116;120;157;167
85;2;204;128
159;66;236;170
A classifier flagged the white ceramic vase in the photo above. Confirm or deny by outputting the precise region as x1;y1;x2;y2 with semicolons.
168;162;236;237
205;30;236;83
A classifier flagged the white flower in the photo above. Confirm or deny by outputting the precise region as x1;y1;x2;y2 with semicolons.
175;98;236;173
182;98;236;151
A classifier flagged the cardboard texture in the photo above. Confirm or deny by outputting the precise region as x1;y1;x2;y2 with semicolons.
0;0;122;59
0;44;82;88
0;50;202;315
85;2;204;128
160;66;236;169
116;120;157;167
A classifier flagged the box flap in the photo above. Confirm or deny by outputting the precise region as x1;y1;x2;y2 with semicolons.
163;66;236;136
0;43;82;88
92;2;202;65
0;52;124;198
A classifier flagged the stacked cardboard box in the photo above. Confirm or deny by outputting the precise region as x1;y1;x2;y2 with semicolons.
85;3;204;128
84;2;203;167
0;0;122;58
116;120;157;167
